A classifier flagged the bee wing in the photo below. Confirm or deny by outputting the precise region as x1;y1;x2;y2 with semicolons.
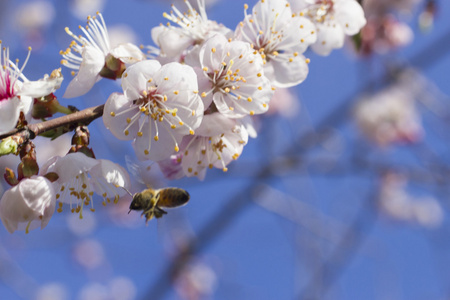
157;188;190;208
125;155;154;188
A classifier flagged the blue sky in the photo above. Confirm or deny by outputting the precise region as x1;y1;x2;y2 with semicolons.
1;0;450;299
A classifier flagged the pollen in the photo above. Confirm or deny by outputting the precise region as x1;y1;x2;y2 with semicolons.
126;118;131;123
211;47;216;53
189;129;195;135
124;130;129;136
110;112;116;117
174;145;180;152
249;110;255;116
144;149;149;155
171;124;176;129
154;136;159;141
137;131;143;137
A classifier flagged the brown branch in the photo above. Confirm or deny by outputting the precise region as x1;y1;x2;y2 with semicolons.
0;104;104;141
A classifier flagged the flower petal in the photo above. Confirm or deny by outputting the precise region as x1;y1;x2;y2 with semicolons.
103;92;140;140
63;45;105;98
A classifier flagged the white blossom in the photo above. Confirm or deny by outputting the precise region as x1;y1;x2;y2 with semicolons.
379;173;443;228
103;60;204;162
40;152;130;218
60;12;145;98
354;86;423;146
196;34;273;118
290;0;366;56
181;113;248;179
151;0;232;61
0;176;56;234
235;0;317;87
0;45;63;134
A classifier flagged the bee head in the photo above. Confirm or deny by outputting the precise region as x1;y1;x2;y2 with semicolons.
128;193;145;212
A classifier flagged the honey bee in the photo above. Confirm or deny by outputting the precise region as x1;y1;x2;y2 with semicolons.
127;187;190;224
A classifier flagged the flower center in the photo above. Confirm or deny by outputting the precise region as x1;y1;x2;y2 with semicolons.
0;69;15;102
306;0;335;23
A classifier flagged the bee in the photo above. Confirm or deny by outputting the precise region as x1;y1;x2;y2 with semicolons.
127;187;190;224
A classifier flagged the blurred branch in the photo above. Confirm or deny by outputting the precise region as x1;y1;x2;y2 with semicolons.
296;190;378;299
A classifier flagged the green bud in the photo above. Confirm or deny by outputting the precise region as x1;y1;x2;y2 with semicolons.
0;137;18;156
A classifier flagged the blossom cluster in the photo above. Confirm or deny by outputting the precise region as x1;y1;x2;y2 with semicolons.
100;0;366;179
0;0;367;233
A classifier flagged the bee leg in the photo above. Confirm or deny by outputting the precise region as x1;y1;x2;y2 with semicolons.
154;207;167;219
144;211;155;225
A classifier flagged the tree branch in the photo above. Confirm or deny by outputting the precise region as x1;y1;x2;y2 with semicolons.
0;104;104;141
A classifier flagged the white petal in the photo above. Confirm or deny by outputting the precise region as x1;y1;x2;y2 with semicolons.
194;67;214;109
89;159;131;197
268;54;309;87
335;0;367;35
196;113;237;137
44;152;99;184
0;176;55;233
155;62;198;93
109;43;146;64
19;74;63;98
311;23;345;56
133;121;183;162
151;25;194;58
63;45;105;98
103;93;139;140
91;159;130;188
122;60;161;100
0;97;21;134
